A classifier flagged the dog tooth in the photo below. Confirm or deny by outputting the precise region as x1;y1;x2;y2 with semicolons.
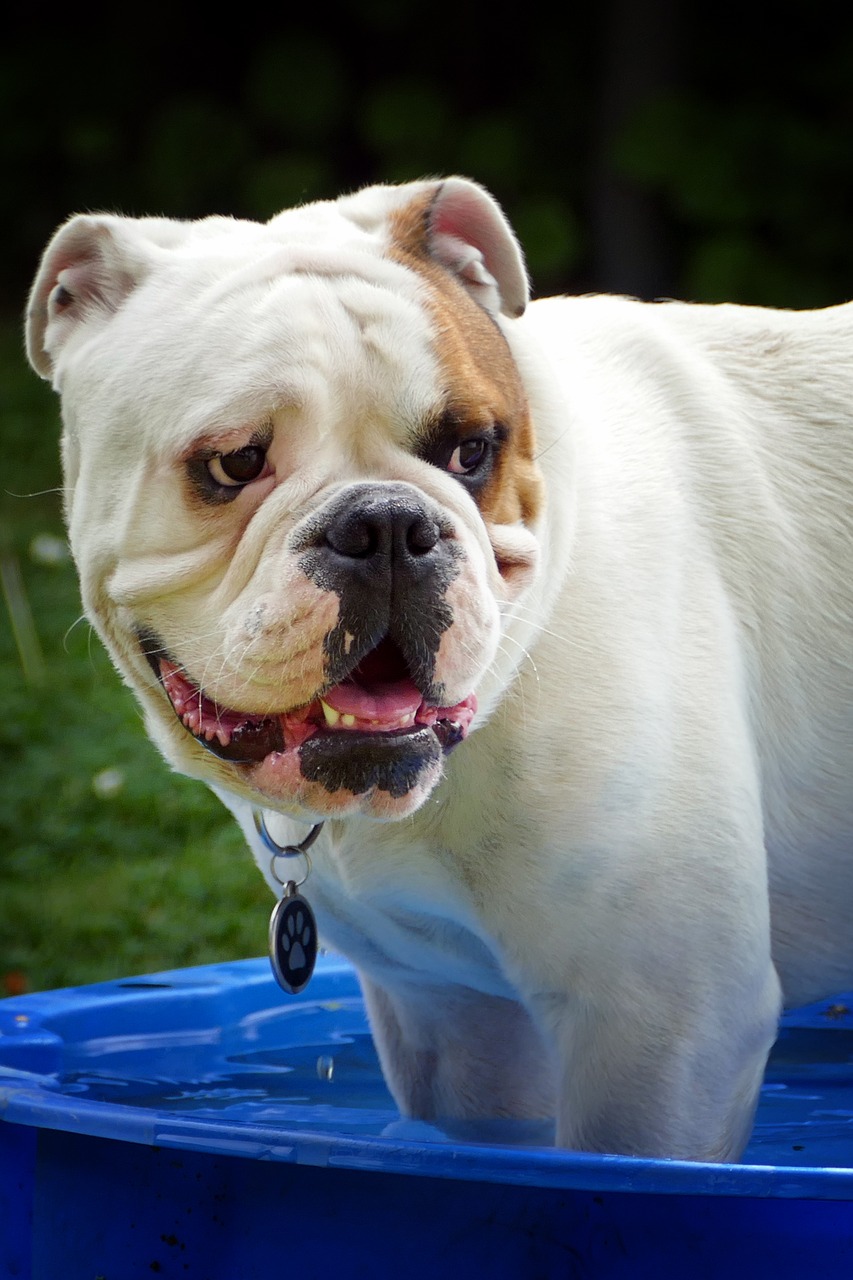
341;714;356;727
320;699;340;727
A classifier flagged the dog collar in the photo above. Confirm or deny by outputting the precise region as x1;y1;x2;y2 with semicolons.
253;811;324;995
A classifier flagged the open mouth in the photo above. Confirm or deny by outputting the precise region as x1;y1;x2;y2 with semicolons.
146;636;477;770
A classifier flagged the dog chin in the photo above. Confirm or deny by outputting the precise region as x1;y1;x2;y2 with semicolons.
250;733;448;821
183;720;452;822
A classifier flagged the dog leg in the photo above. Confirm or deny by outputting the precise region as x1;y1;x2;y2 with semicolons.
529;953;782;1161
360;977;556;1123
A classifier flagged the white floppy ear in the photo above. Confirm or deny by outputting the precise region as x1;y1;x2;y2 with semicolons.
26;215;151;380
424;178;529;319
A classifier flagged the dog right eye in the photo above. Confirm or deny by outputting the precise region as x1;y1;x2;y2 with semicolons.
207;445;268;488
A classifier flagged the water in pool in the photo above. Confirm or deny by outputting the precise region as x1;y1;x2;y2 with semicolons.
49;992;853;1163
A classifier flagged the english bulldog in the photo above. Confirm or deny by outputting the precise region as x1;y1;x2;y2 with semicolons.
26;178;853;1162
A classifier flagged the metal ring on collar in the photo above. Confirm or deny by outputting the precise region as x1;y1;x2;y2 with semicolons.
253;810;324;889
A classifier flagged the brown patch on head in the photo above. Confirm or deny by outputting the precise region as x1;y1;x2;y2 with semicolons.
388;191;543;528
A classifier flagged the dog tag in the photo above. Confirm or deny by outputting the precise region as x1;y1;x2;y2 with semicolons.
269;882;318;995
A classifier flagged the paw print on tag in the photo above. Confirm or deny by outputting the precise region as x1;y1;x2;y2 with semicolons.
283;904;311;970
269;891;318;995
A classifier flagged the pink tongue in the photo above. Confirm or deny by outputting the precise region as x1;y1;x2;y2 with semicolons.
322;678;423;722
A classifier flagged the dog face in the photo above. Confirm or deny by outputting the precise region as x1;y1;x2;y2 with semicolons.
27;180;544;821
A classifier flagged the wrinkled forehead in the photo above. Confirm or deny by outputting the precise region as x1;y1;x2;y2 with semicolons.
62;238;443;457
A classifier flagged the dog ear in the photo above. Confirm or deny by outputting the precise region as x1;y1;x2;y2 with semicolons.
26;215;151;380
423;178;529;319
366;177;529;319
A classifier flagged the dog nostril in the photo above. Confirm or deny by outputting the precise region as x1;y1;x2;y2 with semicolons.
325;504;441;561
407;515;440;556
326;515;378;559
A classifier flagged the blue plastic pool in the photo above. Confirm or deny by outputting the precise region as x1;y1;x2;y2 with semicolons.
3;954;853;1278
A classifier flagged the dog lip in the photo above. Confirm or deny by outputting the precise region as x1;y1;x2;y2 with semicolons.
297;722;444;799
150;649;476;766
156;658;291;763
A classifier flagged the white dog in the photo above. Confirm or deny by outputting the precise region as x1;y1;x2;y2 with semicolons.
26;178;853;1162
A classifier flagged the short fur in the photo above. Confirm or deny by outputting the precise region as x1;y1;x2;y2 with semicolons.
27;177;853;1161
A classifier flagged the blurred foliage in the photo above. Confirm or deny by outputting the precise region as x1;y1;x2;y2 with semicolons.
0;325;267;992
2;6;852;311
616;91;853;306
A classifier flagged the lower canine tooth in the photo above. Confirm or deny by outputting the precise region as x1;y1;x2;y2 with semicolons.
341;714;356;727
320;699;340;727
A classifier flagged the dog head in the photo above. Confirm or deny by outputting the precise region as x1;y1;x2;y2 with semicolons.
26;178;545;821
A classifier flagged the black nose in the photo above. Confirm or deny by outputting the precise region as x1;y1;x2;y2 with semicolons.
325;491;441;563
295;482;459;694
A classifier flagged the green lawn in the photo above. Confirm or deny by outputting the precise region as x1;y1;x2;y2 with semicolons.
0;320;270;995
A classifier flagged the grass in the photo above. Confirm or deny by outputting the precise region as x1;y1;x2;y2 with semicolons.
0;320;270;995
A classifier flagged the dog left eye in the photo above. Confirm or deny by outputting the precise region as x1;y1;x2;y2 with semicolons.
448;438;488;475
207;446;268;488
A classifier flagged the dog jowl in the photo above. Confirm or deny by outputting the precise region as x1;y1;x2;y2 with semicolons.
26;177;853;1163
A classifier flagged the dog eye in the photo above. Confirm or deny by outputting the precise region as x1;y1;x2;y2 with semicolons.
207;445;268;488
447;438;488;475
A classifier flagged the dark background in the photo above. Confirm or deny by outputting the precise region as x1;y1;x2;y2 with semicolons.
4;1;853;315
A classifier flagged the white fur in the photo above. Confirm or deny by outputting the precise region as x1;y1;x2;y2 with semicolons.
27;179;853;1161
